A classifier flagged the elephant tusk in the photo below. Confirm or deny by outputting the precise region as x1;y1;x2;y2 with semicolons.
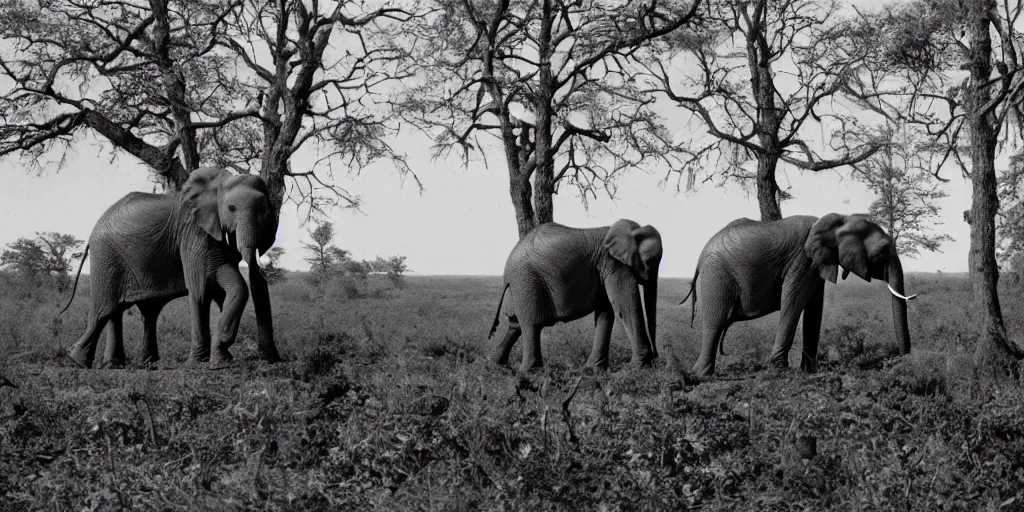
887;283;918;301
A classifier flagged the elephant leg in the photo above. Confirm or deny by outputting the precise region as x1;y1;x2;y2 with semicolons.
606;278;655;367
69;314;111;369
491;315;522;366
212;266;249;364
518;323;543;373
768;278;818;368
102;309;126;368
137;299;170;364
800;279;826;373
585;308;615;368
188;295;213;363
692;288;732;377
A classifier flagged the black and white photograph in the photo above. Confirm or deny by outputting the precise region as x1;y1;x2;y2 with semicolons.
1;0;1024;509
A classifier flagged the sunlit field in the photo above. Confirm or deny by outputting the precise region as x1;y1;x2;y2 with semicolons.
2;271;1024;510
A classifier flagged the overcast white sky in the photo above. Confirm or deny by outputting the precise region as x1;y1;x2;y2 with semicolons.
0;124;974;278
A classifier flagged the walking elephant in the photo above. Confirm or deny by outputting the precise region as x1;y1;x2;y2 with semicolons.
60;166;282;368
487;219;663;373
682;213;916;377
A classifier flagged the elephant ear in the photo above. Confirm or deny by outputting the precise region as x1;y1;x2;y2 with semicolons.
838;232;871;282
804;213;845;283
604;219;650;280
181;167;232;242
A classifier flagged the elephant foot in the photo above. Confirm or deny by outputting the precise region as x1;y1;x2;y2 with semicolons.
140;353;160;365
767;355;789;370
68;348;93;369
584;355;609;369
517;359;543;374
800;359;819;373
102;359;126;370
691;358;715;378
258;346;282;364
212;346;234;364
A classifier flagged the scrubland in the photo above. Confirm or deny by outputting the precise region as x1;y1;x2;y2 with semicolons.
2;271;1024;510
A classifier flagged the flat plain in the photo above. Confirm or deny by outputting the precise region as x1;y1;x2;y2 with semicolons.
2;272;1024;510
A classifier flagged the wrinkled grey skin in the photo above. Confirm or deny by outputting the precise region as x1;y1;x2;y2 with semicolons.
683;214;912;377
62;167;281;368
488;219;663;373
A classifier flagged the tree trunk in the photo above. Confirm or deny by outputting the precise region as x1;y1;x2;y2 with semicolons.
510;174;536;238
756;154;783;221
966;0;1022;378
259;148;288;219
150;0;198;190
532;0;556;229
746;1;784;222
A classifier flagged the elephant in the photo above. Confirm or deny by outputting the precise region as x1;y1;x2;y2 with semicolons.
487;219;663;373
681;213;916;377
60;166;282;368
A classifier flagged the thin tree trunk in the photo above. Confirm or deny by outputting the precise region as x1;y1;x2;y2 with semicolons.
747;1;783;222
966;0;1022;378
532;0;555;228
756;155;783;221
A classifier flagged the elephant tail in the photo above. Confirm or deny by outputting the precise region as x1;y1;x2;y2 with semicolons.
488;282;511;339
678;268;698;328
57;244;89;318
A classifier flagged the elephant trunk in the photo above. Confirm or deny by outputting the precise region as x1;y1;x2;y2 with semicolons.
887;253;911;355
642;270;658;360
236;222;259;270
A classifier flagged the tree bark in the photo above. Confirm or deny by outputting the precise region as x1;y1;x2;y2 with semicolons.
756;155;783;221
532;0;556;229
966;0;1022;378
746;1;784;222
150;0;199;186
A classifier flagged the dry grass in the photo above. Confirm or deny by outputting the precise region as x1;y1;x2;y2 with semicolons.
2;271;1024;510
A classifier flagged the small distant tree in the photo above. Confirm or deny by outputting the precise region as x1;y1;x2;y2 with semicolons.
0;232;83;290
302;222;343;274
851;126;952;258
261;247;287;284
374;256;409;288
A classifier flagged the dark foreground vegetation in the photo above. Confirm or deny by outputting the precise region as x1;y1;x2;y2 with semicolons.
2;272;1024;510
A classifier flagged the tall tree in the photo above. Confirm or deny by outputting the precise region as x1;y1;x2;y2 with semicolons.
214;0;420;216
399;0;700;237
641;0;880;221
851;125;952;258
0;0;418;217
0;0;252;189
854;0;1024;375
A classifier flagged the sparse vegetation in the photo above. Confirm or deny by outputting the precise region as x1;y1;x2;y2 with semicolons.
3;273;1024;509
0;232;83;291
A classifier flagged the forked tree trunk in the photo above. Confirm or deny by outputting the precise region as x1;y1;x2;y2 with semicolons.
966;0;1022;378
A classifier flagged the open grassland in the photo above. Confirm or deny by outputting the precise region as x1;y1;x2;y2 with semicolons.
2;272;1024;510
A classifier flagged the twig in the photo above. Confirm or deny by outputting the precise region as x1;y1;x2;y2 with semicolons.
560;376;583;445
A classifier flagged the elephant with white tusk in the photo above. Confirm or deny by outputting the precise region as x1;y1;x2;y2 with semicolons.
681;213;915;377
60;166;282;368
488;219;663;373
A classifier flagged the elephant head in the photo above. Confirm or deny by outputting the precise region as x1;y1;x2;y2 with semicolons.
804;213;912;354
604;219;663;359
181;167;278;269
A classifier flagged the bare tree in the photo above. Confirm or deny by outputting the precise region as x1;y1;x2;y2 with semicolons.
0;0;255;189
853;0;1024;375
851;125;952;258
639;0;881;221
214;0;421;217
398;0;700;237
0;0;419;218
